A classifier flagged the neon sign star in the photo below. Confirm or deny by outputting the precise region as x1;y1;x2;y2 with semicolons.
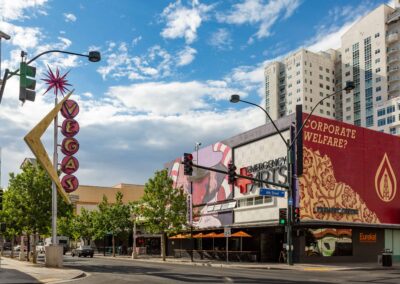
42;66;71;97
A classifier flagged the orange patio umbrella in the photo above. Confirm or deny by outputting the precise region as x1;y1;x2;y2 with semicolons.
231;231;252;251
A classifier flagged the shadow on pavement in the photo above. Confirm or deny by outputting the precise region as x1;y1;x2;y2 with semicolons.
0;268;40;284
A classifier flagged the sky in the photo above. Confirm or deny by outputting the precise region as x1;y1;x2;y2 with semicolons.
0;0;394;188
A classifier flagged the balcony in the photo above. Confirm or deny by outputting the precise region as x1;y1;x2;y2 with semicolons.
388;47;400;54
388;56;400;64
387;9;400;24
389;75;400;83
389;85;400;94
389;66;400;74
387;33;399;44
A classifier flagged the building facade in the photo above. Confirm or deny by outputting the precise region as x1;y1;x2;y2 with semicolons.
167;112;400;263
265;49;338;122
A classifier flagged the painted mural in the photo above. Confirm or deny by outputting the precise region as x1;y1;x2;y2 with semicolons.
300;114;400;225
168;142;234;229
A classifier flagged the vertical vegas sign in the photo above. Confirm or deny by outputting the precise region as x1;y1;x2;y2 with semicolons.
60;99;80;193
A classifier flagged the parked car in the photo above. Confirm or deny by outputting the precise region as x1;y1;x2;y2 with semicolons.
13;245;27;252
36;242;45;254
71;245;94;258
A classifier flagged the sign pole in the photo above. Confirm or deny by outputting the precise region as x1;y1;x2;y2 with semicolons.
51;95;58;247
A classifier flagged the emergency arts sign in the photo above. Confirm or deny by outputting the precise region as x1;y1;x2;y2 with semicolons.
60;99;80;193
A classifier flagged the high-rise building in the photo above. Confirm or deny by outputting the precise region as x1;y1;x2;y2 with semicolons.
341;5;392;129
264;49;337;122
265;3;400;135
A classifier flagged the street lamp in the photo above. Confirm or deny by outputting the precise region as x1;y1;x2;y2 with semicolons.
0;49;101;103
229;81;354;265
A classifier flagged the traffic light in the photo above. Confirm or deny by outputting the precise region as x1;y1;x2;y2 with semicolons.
228;162;237;184
183;153;193;176
279;208;287;225
0;189;3;210
19;62;36;103
294;207;300;223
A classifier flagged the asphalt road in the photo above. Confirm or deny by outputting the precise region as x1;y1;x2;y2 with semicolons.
61;256;400;284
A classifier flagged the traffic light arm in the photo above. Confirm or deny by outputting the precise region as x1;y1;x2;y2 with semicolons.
181;162;289;189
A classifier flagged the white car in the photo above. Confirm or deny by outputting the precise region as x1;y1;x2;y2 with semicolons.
36;242;45;254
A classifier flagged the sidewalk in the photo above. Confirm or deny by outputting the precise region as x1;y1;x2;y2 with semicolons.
0;257;84;284
96;254;400;271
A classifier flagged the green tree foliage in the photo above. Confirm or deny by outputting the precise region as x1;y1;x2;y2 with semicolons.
3;163;72;262
140;169;187;261
93;192;130;257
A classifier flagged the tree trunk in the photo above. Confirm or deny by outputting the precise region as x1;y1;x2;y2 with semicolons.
10;236;15;258
27;233;30;262
112;235;115;257
32;233;37;264
161;232;166;261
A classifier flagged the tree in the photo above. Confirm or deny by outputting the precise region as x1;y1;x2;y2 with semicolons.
93;192;130;257
4;163;72;263
140;169;187;261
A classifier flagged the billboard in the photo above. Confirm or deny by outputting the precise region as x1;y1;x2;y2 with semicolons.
299;114;400;225
167;142;233;229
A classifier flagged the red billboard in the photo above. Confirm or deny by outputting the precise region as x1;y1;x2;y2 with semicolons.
299;114;400;225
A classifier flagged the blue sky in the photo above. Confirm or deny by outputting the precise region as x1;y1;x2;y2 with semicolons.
0;0;392;187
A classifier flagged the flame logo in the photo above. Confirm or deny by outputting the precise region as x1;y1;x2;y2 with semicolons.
375;153;397;202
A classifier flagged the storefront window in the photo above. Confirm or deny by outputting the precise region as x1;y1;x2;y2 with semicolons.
305;228;352;257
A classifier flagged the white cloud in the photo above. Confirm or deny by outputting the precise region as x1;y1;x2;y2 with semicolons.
177;46;197;66
106;80;243;115
132;36;142;46
209;28;232;50
160;0;214;44
0;0;48;21
304;2;376;53
63;13;77;22
217;0;301;40
0;22;42;50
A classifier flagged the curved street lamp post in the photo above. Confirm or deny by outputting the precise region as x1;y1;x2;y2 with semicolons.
230;81;354;265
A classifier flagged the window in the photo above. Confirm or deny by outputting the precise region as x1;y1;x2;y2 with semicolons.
346;106;351;111
346;97;351;102
326;77;330;82
327;111;331;115
376;86;381;92
377;108;386;116
345;48;349;53
387;105;395;114
319;109;324;114
326;68;329;73
375;58;380;64
366;116;374;127
390;128;397;135
297;80;301;84
320;83;323;88
378;118;386;126
387;115;395;124
254;196;263;205
375;32;380;38
375;49;380;54
326;85;330;90
376;77;381;83
345;71;351;76
345;63;350;68
319;75;323;79
319;66;323;71
376;68;381;73
376;96;382;101
346;115;351;120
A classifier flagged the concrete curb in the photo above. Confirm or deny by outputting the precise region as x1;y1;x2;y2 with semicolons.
95;255;398;271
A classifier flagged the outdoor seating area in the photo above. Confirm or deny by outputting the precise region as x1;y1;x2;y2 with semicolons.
169;230;257;262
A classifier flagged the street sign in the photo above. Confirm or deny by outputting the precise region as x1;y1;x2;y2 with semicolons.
259;188;285;197
224;227;231;237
